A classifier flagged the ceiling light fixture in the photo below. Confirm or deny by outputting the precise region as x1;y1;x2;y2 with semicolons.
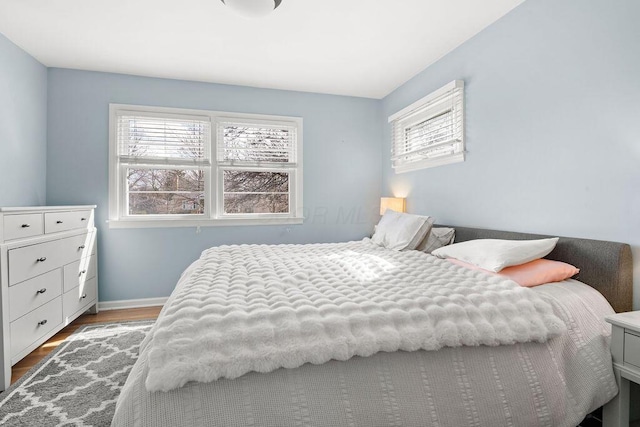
220;0;282;18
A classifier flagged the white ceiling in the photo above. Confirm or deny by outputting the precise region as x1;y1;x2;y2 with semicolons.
0;0;523;99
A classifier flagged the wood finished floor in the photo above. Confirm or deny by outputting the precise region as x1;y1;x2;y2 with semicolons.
10;306;162;385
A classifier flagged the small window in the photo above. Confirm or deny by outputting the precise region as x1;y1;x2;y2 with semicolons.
109;105;303;228
389;80;464;173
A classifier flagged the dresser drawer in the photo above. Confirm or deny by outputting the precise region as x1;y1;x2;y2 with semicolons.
3;213;44;241
625;332;640;368
44;210;92;234
8;270;63;322
10;297;62;359
63;255;97;293
63;277;97;319
8;232;91;285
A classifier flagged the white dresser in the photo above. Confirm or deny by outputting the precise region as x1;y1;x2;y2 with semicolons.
0;205;98;390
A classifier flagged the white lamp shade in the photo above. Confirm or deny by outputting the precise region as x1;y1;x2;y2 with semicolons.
380;197;406;215
221;0;281;18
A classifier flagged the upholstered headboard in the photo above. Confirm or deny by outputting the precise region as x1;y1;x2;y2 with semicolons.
440;225;633;313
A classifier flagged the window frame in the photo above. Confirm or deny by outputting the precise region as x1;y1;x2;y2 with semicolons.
388;80;465;173
108;104;303;228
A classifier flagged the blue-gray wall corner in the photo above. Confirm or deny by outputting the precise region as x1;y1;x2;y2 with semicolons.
0;32;47;206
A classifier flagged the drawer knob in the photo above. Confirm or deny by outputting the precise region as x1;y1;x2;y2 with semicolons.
56;220;63;224
36;288;47;294
78;245;86;250
81;294;88;299
21;224;30;228
79;270;87;276
36;257;47;262
38;319;48;326
81;218;87;221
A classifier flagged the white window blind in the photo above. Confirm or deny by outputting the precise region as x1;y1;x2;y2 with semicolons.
217;119;297;166
116;111;211;165
389;80;464;173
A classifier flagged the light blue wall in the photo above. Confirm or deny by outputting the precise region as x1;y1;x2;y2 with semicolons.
382;0;640;309
46;69;381;301
0;33;47;206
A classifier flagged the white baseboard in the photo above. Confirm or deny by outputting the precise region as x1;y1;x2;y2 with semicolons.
98;297;168;311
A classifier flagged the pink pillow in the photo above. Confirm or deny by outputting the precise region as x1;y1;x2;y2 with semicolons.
446;258;579;287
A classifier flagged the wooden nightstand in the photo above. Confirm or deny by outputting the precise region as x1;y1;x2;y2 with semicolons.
603;312;640;427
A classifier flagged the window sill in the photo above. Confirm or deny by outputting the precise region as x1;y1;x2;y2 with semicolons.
394;152;465;174
107;217;304;229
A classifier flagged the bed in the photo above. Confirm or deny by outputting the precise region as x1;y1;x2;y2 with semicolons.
112;226;633;427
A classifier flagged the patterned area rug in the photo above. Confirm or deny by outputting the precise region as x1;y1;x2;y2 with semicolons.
0;320;154;426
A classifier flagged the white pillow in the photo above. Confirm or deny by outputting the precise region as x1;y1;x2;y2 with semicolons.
372;210;434;251
431;237;559;272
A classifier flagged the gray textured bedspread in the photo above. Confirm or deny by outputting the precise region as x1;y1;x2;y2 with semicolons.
112;279;617;427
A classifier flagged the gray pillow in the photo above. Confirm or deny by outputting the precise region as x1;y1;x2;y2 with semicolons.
372;211;434;251
416;227;455;253
402;216;435;251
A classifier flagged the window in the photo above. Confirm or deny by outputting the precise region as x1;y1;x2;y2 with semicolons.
389;80;464;173
217;118;298;217
109;105;303;228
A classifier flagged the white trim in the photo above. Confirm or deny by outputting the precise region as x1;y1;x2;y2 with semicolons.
111;103;299;122
394;152;465;174
109;104;119;224
0;205;97;213
98;297;168;311
217;116;300;129
388;80;463;122
116;109;211;122
295;121;304;219
107;217;304;229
